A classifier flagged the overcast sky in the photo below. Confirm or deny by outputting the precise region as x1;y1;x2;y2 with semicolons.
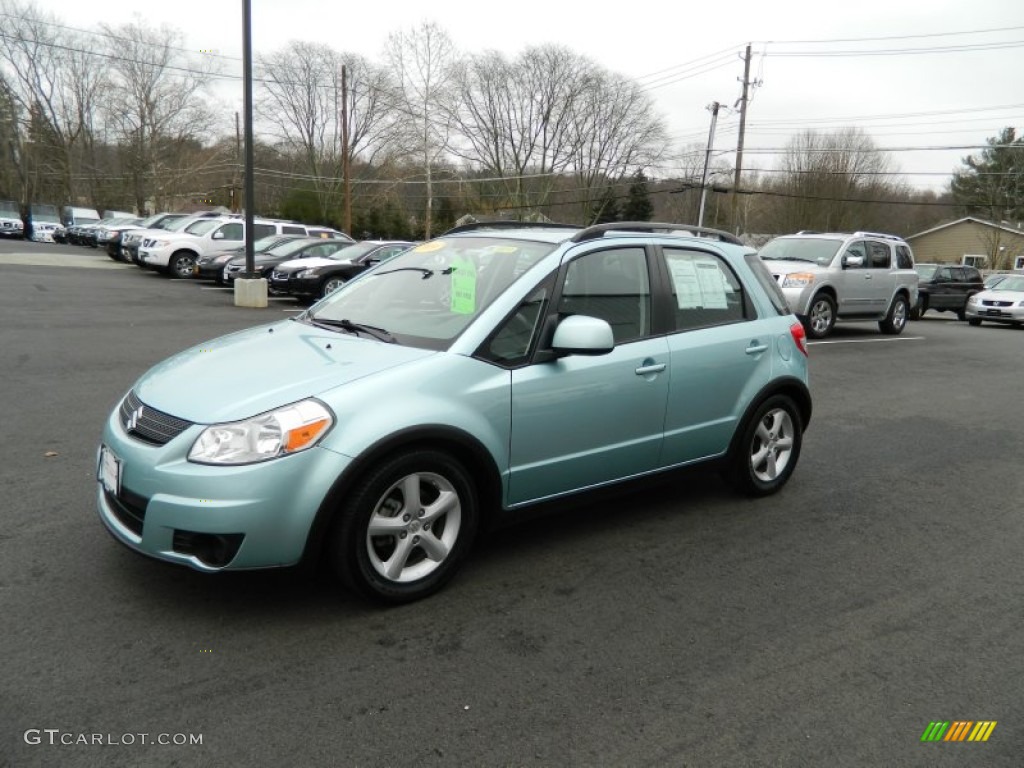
32;0;1024;194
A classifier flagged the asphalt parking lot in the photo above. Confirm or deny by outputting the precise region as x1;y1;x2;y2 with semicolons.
2;241;1023;767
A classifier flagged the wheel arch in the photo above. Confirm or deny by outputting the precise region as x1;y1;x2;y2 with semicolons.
300;425;503;568
801;285;837;315
724;377;812;463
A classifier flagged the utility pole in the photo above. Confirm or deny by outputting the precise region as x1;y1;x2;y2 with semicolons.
698;101;721;228
730;44;753;235
233;111;241;212
340;64;351;235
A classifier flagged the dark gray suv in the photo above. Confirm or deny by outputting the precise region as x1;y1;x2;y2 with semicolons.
911;263;984;321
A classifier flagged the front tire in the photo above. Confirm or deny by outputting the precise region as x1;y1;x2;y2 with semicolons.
167;251;197;278
879;295;908;335
803;294;836;339
331;450;479;604
726;395;803;497
320;276;346;298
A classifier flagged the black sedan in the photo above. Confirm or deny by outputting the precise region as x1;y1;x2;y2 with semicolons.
267;241;416;300
193;235;309;282
220;238;354;284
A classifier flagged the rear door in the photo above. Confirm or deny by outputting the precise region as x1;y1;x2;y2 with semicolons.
658;246;773;465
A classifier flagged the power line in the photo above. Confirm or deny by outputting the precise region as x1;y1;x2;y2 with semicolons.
758;24;1024;45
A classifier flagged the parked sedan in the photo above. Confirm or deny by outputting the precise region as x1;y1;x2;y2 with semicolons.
193;235;308;282
965;275;1024;327
111;213;189;262
221;238;351;283
269;240;416;300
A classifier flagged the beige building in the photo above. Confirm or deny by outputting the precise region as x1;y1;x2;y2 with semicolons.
907;217;1024;271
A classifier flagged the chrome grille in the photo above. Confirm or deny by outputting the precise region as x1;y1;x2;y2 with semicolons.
118;390;193;446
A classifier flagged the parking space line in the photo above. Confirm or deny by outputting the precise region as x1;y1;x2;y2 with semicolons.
199;286;232;291
808;336;925;346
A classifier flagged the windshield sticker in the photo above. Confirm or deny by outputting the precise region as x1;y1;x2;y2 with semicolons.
413;240;446;253
450;258;477;314
486;246;519;254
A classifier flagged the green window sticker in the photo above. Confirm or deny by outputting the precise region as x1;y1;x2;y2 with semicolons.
450;258;477;314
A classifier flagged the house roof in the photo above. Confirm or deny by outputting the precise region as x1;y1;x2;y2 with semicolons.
908;216;1024;240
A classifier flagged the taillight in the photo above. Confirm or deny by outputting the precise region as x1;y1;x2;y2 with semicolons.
789;321;808;356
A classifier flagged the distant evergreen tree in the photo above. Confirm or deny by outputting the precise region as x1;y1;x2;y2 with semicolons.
590;187;620;224
621;170;654;221
950;127;1024;222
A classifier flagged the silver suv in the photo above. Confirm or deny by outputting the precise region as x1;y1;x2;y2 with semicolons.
759;231;918;339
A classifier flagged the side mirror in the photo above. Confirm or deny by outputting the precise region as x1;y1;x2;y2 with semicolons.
841;254;864;269
212;231;224;240
551;315;615;356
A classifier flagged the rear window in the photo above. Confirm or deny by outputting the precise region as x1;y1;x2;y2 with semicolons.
745;253;790;315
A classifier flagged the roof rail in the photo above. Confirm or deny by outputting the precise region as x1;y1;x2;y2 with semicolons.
441;220;581;235
852;230;903;241
570;221;743;246
795;229;821;235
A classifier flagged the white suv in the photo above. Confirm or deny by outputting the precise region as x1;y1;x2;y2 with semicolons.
759;231;918;339
139;217;311;277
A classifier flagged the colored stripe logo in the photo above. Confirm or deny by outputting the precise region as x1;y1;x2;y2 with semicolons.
921;721;997;742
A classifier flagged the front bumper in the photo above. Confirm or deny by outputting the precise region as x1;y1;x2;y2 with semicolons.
97;403;353;571
965;301;1024;324
139;245;173;268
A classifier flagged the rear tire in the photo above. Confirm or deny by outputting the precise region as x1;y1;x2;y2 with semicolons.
330;450;479;604
321;276;346;298
879;295;908;335
726;395;803;497
968;318;982;327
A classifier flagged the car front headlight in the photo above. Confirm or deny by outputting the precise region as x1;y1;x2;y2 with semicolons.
967;295;979;305
782;272;816;287
188;399;334;465
296;268;321;278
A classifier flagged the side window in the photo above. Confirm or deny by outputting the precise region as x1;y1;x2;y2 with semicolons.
216;222;243;241
964;266;981;282
950;267;966;281
663;248;748;331
480;283;550;367
843;241;867;268
557;247;650;344
867;241;891;269
252;223;275;240
938;267;954;281
282;225;305;235
896;245;913;269
745;252;787;315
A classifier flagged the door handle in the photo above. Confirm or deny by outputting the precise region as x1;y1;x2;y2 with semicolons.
745;342;769;355
635;362;666;375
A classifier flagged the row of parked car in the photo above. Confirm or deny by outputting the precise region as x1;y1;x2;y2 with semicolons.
76;208;418;301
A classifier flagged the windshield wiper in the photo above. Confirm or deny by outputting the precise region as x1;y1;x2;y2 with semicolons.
375;266;455;279
304;315;395;343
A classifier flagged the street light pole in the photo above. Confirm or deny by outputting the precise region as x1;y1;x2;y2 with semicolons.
235;0;266;307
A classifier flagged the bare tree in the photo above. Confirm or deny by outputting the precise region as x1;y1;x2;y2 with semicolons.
100;20;218;213
567;70;668;224
0;0;104;205
449;45;590;211
385;21;458;238
764;128;901;233
257;44;399;224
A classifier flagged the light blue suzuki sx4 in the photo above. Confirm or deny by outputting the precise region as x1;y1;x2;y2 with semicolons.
98;222;811;603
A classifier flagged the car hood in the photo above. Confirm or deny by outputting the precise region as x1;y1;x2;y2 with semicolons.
134;319;436;423
760;260;824;276
975;289;1024;303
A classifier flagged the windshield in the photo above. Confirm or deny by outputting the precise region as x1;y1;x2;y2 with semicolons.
184;219;222;236
306;236;557;349
760;238;842;266
914;265;938;279
326;242;379;261
267;238;320;257
992;276;1024;292
163;216;198;232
